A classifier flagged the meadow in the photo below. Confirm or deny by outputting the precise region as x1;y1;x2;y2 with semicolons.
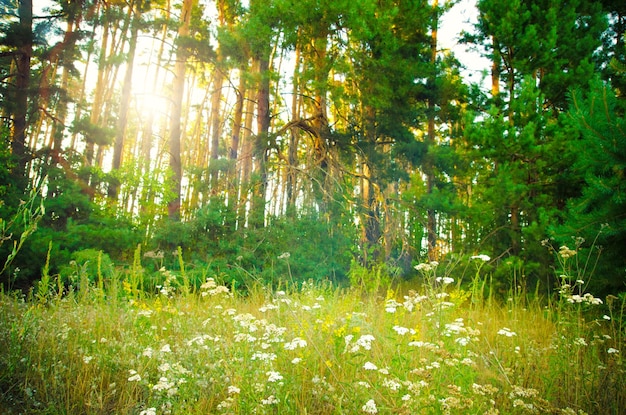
0;253;624;414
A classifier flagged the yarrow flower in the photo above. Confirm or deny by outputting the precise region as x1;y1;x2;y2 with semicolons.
414;261;438;273
497;327;517;337
363;361;378;371
607;348;619;354
266;371;283;383
284;337;308;350
471;254;491;262
362;399;378;414
435;276;454;285
128;370;142;382
262;395;280;405
392;325;414;336
559;245;577;259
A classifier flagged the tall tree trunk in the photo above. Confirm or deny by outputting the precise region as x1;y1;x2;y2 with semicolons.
109;2;140;201
249;55;271;228
426;0;438;260
361;105;381;266
11;0;33;190
286;42;301;216
209;65;224;193
167;0;195;221
227;68;246;213
237;84;256;227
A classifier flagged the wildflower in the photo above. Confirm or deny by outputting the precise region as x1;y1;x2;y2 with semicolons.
385;299;402;313
414;261;438;272
362;399;378;414
228;385;241;395
608;348;619;354
284;337;308;350
356;334;376;350
382;378;402;391
436;276;455;285
201;278;217;290
262;395;280;405
128;370;142;382
455;337;470;346
251;352;277;362
278;252;291;259
158;362;171;372
152;376;175;392
471;254;491;262
363;361;378;371
142;347;154;357
603;315;611;321
291;357;302;364
83;355;93;364
266;371;283;383
402;394;412;401
160;344;172;353
558;245;577;259
139;408;157;415
392;325;413;336
497;327;517;337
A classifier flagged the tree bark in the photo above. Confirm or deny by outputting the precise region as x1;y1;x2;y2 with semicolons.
167;0;195;221
11;0;33;190
109;2;140;201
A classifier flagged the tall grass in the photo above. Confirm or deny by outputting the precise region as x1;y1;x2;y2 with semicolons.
0;253;624;414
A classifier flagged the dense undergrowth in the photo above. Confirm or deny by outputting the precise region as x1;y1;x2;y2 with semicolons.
0;253;624;414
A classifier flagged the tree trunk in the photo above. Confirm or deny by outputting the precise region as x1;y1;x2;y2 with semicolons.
167;0;195;221
249;55;271;228
11;0;33;190
109;2;140;201
426;0;438;260
227;67;246;213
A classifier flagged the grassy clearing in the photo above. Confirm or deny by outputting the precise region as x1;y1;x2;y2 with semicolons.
0;261;624;414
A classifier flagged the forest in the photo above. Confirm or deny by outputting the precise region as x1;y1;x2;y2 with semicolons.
1;0;625;295
1;1;626;414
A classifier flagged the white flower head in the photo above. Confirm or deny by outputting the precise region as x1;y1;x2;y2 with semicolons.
362;399;378;414
160;344;171;353
497;327;517;337
471;254;491;262
363;361;378;371
435;276;454;285
266;371;283;383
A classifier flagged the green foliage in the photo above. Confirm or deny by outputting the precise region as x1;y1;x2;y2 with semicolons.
555;78;626;294
151;201;354;291
0;182;45;290
59;248;114;289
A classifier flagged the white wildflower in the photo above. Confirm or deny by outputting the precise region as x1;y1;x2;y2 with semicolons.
497;327;517;337
284;337;308;350
363;361;378;371
362;399;378;414
435;276;455;285
471;254;491;262
127;370;141;382
266;371;283;383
